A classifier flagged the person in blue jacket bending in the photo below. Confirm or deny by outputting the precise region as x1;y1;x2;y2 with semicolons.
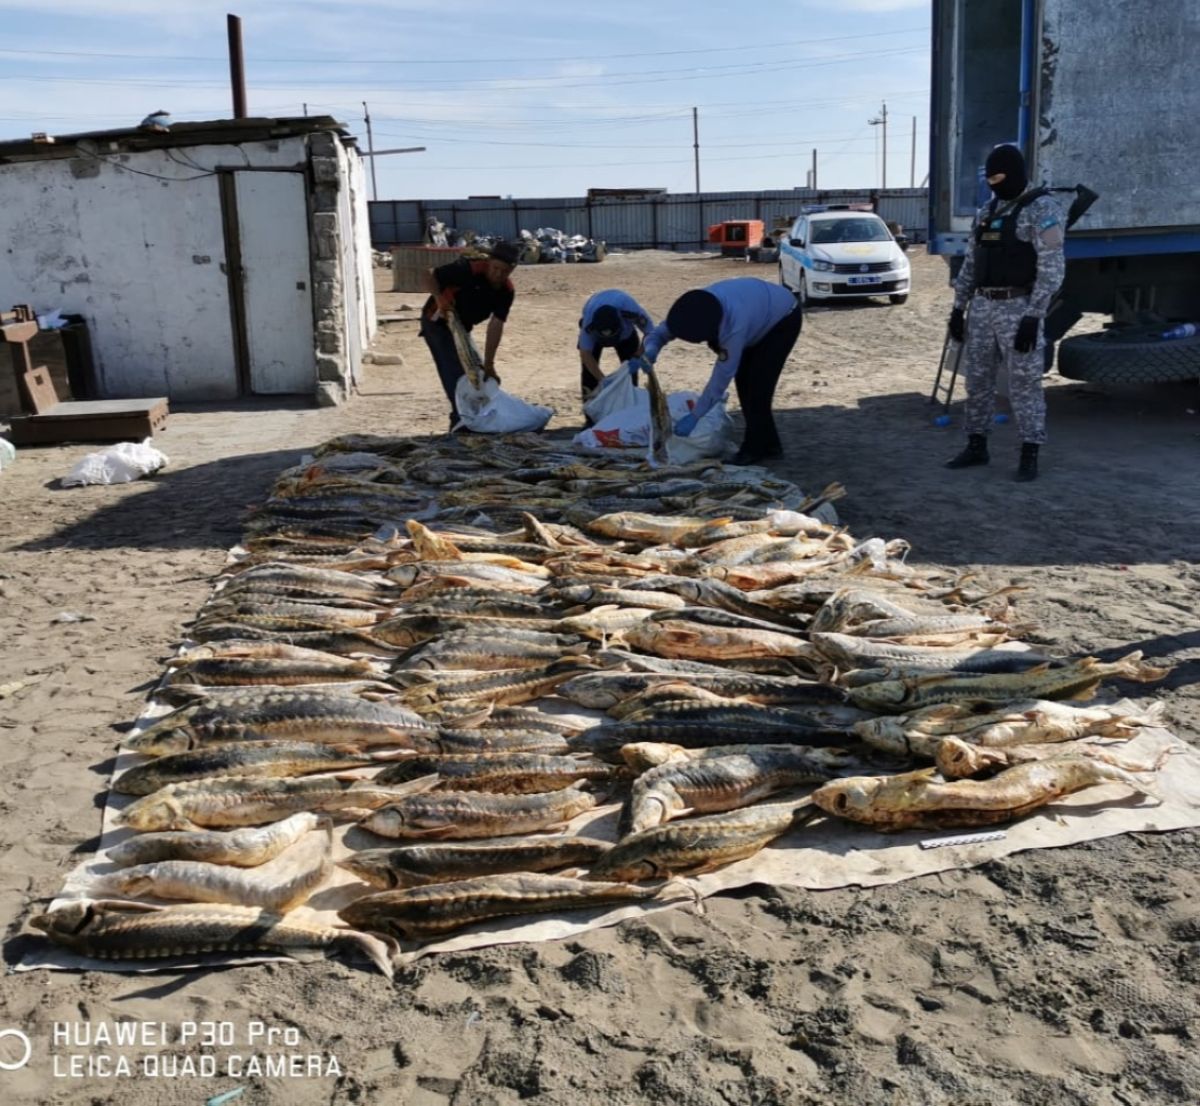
577;289;653;411
638;277;802;465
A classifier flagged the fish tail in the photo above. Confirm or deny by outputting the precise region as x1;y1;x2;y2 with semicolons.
339;928;398;979
655;877;702;910
1113;651;1171;684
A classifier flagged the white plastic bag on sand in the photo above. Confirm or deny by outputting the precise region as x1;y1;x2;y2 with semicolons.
0;437;15;471
575;390;730;461
583;361;641;425
574;389;658;450
455;377;553;434
666;400;734;465
61;439;169;486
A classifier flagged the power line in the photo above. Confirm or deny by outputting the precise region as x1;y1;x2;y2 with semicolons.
0;45;926;93
294;89;930;129
0;27;926;66
375;147;891;172
369;129;885;150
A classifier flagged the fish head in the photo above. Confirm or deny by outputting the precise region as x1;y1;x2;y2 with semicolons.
335;898;376;930
336;854;401;889
125;725;197;756
406;520;460;560
935;737;996;779
127;705;199;744
588;849;666;883
107;871;153;897
810;593;853;634
117;794;185;832
337;900;412;941
30;901;88;933
373;622;425;647
628;796;670;834
29;901;104;947
386;565;420;587
361;806;406;836
812;776;886;819
850;718;908;757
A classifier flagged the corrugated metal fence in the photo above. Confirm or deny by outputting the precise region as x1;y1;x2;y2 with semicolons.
369;188;929;251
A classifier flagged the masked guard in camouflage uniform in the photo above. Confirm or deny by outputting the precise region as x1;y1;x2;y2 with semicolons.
945;144;1066;481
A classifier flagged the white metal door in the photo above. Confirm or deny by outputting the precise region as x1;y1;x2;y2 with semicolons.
235;172;316;394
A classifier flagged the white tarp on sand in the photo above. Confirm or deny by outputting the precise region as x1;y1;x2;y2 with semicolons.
18;716;1200;973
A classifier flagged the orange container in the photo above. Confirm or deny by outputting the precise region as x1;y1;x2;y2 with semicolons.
707;220;766;255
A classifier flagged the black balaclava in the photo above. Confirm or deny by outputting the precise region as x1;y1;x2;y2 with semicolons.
985;144;1028;201
666;290;722;345
587;305;621;341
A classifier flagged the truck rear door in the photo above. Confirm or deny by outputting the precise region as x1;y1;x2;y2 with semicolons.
929;0;1025;256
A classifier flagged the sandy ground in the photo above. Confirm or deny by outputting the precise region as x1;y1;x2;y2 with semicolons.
1;248;1198;1105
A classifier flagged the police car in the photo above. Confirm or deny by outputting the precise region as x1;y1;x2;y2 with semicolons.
778;207;910;305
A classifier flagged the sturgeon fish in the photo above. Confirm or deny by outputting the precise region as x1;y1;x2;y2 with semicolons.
31;900;396;977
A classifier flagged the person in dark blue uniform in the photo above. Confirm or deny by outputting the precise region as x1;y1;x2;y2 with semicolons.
640;277;802;465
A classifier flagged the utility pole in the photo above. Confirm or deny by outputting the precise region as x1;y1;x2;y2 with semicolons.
811;148;817;190
692;107;701;193
226;13;247;119
910;115;917;188
302;102;308;117
362;101;378;202
868;100;888;189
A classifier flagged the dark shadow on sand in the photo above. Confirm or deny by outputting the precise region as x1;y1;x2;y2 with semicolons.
760;378;1200;568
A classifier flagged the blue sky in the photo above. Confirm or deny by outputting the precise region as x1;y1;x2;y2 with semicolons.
0;0;930;200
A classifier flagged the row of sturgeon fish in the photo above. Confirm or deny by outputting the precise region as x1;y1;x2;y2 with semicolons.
31;432;1171;975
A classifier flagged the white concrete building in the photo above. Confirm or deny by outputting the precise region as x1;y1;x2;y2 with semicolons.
0;116;375;405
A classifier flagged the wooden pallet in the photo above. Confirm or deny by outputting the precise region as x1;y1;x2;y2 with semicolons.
6;398;169;445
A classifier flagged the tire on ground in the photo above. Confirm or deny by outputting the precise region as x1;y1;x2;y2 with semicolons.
1057;330;1200;384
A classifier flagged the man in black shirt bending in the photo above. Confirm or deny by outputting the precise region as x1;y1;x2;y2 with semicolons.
419;241;519;431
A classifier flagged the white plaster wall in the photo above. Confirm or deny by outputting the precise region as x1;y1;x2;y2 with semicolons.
340;140;377;389
0;135;310;401
333;140;361;389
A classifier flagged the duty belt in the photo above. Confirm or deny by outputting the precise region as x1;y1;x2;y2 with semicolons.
976;286;1032;301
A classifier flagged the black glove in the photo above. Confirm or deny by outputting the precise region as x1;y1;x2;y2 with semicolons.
1014;315;1040;353
948;307;965;343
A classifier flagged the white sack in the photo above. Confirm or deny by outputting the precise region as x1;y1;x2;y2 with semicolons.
575;390;730;462
61;439;169;487
454;377;553;434
582;362;642;425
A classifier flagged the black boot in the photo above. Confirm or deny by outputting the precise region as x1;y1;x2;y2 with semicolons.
945;433;989;469
731;445;783;466
1015;442;1039;482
